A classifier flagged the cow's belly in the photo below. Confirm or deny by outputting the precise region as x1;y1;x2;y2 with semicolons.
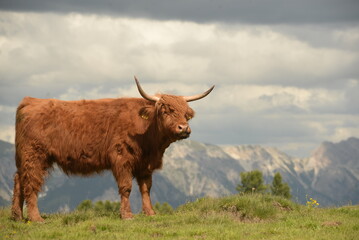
55;154;110;175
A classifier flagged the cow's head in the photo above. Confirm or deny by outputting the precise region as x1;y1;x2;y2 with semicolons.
135;76;214;141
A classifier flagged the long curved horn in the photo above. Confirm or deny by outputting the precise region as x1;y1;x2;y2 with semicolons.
183;85;215;102
134;76;160;102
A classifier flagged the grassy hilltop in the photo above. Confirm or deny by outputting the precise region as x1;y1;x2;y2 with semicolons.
1;194;358;240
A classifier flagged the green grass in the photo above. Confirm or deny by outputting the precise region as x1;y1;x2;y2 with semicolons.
1;194;358;240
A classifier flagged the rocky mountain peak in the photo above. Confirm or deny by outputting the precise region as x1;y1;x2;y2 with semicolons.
311;137;359;167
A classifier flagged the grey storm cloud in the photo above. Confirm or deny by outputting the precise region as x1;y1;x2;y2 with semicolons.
1;0;359;24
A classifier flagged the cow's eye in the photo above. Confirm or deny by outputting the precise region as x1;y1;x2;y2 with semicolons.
186;116;192;121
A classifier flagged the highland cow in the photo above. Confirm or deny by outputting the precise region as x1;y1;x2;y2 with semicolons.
11;77;214;221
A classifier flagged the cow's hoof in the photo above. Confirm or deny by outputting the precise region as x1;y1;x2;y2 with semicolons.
144;209;156;216
31;218;45;223
121;212;133;220
11;211;23;221
29;215;45;223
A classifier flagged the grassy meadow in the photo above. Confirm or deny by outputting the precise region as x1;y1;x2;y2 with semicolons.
1;194;358;240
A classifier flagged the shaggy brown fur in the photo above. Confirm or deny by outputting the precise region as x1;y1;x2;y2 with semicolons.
11;81;213;221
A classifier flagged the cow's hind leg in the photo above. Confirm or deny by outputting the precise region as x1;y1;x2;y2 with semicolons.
21;146;50;222
11;171;24;221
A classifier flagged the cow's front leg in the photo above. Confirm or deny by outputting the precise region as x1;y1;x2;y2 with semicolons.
137;175;155;216
112;166;133;219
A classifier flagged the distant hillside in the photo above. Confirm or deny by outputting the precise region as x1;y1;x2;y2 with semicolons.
297;137;359;206
0;140;16;205
1;137;358;212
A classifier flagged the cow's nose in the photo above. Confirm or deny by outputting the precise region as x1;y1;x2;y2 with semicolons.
178;124;191;134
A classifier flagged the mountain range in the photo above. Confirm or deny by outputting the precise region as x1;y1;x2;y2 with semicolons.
1;137;358;213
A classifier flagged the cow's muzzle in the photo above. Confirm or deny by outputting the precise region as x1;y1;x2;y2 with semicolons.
177;124;191;139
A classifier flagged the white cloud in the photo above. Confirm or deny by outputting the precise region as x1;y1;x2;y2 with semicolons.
330;126;359;143
0;125;15;143
59;87;113;101
199;84;345;115
0;105;15;113
58;81;216;101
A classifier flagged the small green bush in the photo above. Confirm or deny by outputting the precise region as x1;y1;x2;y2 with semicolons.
271;172;291;199
76;199;93;211
154;202;174;214
76;200;120;216
237;170;267;194
178;194;299;221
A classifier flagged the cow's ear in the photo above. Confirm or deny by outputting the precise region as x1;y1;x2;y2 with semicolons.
139;107;154;120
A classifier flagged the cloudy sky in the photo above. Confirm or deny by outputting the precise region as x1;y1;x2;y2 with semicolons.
1;0;358;157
